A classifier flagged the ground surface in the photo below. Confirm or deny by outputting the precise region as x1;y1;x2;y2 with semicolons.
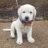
0;21;48;48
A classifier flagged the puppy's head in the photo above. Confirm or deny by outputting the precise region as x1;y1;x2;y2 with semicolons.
18;4;36;22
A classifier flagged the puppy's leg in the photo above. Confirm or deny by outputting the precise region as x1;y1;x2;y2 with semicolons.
10;25;15;38
16;29;23;45
27;27;35;43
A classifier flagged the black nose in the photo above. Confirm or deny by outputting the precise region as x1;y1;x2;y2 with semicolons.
25;17;29;21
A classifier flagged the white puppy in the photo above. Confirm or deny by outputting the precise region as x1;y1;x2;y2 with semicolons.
3;4;36;45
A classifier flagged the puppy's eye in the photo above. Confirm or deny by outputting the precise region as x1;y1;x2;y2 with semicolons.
30;11;32;14
23;11;25;13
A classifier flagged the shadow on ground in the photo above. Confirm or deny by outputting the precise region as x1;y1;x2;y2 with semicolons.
0;21;48;48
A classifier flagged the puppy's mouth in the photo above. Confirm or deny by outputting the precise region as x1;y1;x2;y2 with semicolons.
22;20;33;26
19;18;33;26
22;20;33;24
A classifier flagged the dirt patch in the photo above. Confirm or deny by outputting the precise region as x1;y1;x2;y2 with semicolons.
0;21;48;48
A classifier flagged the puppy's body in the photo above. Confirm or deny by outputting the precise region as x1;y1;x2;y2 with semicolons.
3;4;36;45
10;18;34;45
11;18;32;34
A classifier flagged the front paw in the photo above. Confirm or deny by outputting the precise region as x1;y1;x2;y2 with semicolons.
16;39;23;45
28;38;35;43
10;34;15;39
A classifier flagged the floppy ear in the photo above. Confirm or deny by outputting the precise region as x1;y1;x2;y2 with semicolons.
17;6;22;17
33;7;37;20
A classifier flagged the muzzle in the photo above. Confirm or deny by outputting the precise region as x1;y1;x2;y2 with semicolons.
19;18;33;26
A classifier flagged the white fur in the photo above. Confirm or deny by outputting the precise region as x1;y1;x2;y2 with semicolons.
3;4;36;45
3;29;11;31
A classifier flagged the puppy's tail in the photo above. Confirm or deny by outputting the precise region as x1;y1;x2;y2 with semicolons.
2;29;11;32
